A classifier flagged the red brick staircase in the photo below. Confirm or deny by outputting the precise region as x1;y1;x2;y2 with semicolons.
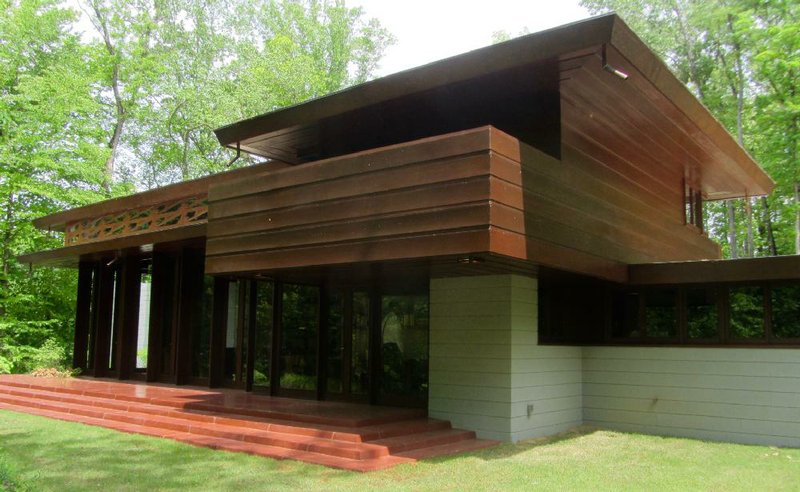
0;375;496;471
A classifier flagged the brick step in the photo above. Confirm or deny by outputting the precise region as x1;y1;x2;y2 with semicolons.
0;401;410;472
0;376;500;471
0;393;391;460
0;385;450;443
370;428;477;453
395;437;501;460
0;379;425;427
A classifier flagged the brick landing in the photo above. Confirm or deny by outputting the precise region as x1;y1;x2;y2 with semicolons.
0;375;497;472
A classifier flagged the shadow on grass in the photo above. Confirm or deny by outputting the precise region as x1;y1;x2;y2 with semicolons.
415;425;603;465
0;411;349;491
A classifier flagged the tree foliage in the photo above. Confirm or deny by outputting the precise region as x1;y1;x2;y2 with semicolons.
0;0;392;372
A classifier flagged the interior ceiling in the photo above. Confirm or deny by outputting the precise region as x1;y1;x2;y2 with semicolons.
238;59;563;164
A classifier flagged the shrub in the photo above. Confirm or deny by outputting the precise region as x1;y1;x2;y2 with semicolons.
30;339;67;372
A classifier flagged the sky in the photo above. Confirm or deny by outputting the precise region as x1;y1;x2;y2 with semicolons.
348;0;591;77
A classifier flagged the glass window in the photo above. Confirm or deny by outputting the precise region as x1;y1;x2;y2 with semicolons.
729;286;765;340
644;289;677;338
351;292;370;396
280;284;319;391
253;281;273;390
327;291;344;394
771;284;800;339
380;295;429;400
611;291;640;338
193;275;214;378
135;262;152;370
686;288;718;339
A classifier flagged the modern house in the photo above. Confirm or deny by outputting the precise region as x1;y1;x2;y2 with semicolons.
13;13;800;452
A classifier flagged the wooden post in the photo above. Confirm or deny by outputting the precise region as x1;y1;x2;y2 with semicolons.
368;289;382;405
174;248;205;385
116;256;141;380
72;261;94;371
209;277;229;388
270;281;283;396
245;281;257;392
146;252;168;382
317;287;329;401
91;262;116;378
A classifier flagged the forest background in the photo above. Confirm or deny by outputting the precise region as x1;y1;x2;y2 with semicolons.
0;0;797;373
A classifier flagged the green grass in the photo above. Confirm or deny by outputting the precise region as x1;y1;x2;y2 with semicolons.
1;409;799;491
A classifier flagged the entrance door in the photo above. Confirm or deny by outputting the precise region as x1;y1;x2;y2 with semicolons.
326;290;370;401
379;294;429;407
278;283;319;395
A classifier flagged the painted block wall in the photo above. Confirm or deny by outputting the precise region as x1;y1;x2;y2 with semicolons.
428;274;582;442
583;346;800;447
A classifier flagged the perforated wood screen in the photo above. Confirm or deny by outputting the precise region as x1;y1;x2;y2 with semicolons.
64;195;208;246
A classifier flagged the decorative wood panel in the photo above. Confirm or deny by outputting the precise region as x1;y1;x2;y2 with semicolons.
64;195;208;246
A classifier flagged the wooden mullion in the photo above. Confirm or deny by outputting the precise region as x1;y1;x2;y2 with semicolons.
72;261;94;371
92;263;115;378
271;281;283;397
209;277;229;388
116;256;141;380
245;281;257;392
342;289;353;396
317;286;329;401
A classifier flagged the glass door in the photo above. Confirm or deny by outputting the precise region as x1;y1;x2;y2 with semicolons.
380;294;429;407
326;290;370;401
278;283;319;395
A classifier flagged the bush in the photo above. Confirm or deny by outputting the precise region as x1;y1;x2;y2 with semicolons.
0;356;11;375
30;339;67;372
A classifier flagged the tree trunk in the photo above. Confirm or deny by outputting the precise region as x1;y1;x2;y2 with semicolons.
760;196;777;256
795;182;800;255
727;200;738;258
0;193;15;318
744;197;754;257
90;0;124;192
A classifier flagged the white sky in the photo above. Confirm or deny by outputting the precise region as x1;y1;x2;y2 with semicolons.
348;0;591;76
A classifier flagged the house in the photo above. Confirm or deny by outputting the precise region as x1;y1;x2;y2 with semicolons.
16;14;800;449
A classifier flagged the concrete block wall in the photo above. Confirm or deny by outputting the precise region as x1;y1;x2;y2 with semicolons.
583;346;800;447
428;274;582;442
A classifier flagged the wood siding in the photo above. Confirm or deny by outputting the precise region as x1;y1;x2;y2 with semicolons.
206;125;721;279
583;346;800;447
205;128;499;275
558;53;721;263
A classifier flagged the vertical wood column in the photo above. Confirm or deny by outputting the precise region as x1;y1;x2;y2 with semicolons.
115;256;141;380
368;289;382;405
209;277;229;388
245;282;257;392
174;248;205;385
146;252;168;382
317;287;330;401
270;281;283;396
91;263;116;378
72;262;94;371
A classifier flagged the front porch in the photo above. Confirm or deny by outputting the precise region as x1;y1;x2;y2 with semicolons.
0;375;496;471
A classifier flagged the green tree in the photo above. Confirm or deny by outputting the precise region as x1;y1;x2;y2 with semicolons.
0;0;110;371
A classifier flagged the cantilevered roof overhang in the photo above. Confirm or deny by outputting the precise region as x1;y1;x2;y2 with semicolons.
214;13;773;201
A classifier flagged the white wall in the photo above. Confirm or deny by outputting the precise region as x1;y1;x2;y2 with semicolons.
428;274;582;442
583;346;800;447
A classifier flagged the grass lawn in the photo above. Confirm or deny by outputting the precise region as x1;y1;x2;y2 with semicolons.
1;409;798;491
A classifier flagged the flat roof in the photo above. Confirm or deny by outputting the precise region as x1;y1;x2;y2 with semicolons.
214;13;773;199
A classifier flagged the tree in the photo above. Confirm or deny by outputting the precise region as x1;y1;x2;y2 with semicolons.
0;0;392;373
0;0;110;371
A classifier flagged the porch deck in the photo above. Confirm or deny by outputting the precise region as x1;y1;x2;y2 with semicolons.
0;375;497;472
